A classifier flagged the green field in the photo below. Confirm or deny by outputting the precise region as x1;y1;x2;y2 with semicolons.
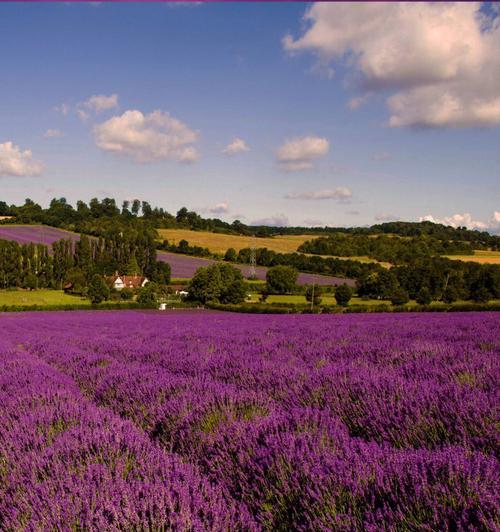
0;289;90;307
246;292;500;308
246;292;387;306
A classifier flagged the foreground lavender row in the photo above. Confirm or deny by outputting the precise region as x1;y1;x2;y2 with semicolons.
0;311;498;530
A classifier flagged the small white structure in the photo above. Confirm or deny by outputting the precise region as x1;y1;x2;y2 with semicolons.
178;290;189;298
159;303;167;311
105;273;149;291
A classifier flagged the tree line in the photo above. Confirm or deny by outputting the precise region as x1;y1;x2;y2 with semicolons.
297;233;475;265
228;247;499;304
232;247;380;279
0;230;170;292
358;258;499;303
2;197;498;249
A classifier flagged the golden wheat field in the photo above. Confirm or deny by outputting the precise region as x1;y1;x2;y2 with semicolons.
444;250;500;264
156;229;314;255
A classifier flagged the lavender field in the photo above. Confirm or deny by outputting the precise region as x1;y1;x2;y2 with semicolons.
0;224;80;247
158;250;351;286
0;310;498;530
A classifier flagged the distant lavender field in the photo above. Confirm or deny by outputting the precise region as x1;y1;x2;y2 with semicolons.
0;310;498;529
158;250;351;286
0;224;353;285
0;224;80;246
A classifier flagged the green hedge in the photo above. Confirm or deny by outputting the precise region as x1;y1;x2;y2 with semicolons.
206;301;500;314
0;300;205;313
0;302;144;313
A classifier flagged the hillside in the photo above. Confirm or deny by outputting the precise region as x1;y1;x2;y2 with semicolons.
443;250;500;265
158;227;500;267
0;224;353;286
157;229;313;255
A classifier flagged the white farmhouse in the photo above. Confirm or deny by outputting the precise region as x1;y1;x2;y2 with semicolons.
105;273;149;291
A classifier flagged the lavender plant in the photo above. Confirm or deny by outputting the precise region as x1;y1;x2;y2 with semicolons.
0;310;498;530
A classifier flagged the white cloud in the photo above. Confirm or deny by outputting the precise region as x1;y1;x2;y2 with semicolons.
285;187;352;201
276;135;329;171
347;94;369;110
489;211;500;233
418;212;495;231
284;3;500;128
93;109;199;164
178;146;199;163
206;202;229;215
222;137;250;155
43;129;64;139
54;103;70;116
251;214;289;227
77;94;119;121
0;141;43;177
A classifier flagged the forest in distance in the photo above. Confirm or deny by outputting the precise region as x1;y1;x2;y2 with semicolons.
0;197;499;307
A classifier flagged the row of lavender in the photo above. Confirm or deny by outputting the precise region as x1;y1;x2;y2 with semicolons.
1;311;498;529
0;328;254;530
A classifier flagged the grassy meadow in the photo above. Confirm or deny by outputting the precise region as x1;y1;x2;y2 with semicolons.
245;291;500;308
444;250;500;264
0;289;89;307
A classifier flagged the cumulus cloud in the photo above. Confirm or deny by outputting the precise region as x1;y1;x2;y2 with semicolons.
77;94;119;121
43;129;63;139
251;214;289;227
418;212;498;231
205;202;229;215
54;103;70;116
347;94;369;110
0;141;43;177
285;187;352;201
284;3;500;128
276;135;329;171
93;109;199;164
222;138;250;155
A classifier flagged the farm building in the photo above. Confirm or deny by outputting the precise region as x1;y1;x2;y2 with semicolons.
169;284;189;297
105;273;149;291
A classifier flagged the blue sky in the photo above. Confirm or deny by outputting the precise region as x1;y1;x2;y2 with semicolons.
0;2;499;231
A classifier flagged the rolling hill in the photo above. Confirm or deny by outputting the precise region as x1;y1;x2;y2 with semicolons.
0;225;353;286
157;228;313;255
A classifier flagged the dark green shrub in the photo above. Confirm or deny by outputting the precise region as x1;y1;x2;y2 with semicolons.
87;274;110;305
120;287;134;301
266;266;298;294
335;284;352;306
416;287;432;305
390;287;409;306
305;285;322;306
224;248;237;262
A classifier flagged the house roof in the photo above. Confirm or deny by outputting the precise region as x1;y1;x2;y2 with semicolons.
105;274;147;289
